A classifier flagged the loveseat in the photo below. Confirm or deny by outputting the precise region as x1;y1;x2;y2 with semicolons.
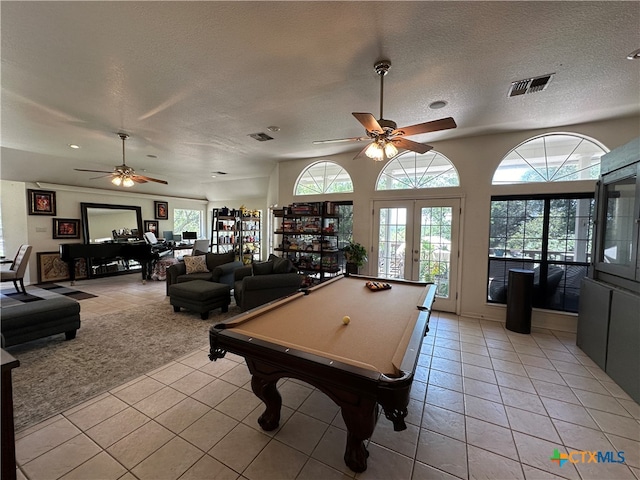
233;254;304;311
165;251;243;295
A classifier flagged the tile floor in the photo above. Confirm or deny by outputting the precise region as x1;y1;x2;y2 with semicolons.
9;274;640;480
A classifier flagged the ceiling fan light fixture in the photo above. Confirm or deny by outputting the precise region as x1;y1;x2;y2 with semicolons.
384;141;398;158
111;176;122;186
365;142;384;161
122;177;135;188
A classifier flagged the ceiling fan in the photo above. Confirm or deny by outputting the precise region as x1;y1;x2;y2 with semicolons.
74;133;168;187
313;60;457;161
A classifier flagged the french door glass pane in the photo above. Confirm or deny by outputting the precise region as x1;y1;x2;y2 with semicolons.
378;208;406;279
419;207;452;298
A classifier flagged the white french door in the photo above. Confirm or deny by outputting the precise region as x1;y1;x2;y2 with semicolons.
374;199;460;312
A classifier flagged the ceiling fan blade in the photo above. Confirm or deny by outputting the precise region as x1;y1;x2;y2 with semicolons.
74;168;115;174
313;136;370;145
394;117;457;137
134;175;168;185
89;174;114;180
353;142;372;160
394;137;433;154
352;113;383;133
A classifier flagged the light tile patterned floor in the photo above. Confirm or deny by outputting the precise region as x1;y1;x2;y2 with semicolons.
10;275;640;480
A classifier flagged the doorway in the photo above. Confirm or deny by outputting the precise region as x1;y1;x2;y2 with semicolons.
374;199;461;312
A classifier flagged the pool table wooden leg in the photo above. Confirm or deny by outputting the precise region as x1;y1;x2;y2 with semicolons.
340;400;378;473
251;375;281;431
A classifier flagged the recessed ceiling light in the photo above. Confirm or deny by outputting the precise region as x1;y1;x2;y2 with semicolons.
627;48;640;60
68;144;80;149
267;126;280;132
429;101;447;110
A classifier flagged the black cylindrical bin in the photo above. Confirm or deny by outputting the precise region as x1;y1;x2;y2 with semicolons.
506;269;534;334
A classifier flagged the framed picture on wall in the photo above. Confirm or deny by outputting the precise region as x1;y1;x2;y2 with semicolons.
37;252;87;284
144;220;159;234
28;189;57;215
53;218;81;239
154;201;168;220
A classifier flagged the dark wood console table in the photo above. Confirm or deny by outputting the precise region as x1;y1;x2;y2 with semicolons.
1;349;20;480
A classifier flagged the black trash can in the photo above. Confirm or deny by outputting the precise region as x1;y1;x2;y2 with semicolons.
506;268;534;334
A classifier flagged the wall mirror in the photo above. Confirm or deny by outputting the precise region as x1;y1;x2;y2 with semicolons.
80;203;143;244
79;203;144;277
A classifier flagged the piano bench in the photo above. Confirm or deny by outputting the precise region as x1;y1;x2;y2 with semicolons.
169;280;231;320
1;296;81;347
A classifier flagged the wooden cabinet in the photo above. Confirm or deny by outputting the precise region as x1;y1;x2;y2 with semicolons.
273;202;340;282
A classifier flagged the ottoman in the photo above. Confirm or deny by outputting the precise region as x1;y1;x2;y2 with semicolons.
1;296;81;347
169;280;231;320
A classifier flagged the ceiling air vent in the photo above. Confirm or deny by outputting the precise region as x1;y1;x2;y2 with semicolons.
508;73;554;97
248;132;274;142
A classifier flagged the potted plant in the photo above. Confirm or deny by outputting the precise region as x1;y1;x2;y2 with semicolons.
343;242;368;275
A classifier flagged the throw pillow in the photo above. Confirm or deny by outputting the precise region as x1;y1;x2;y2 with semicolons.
184;255;210;274
272;255;293;274
252;261;274;276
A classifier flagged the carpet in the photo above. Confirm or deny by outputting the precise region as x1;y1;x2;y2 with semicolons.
5;302;242;432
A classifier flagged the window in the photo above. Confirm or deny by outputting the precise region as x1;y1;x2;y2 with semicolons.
174;209;203;238
295;161;353;195
492;133;607;184
376;150;459;190
488;194;594;313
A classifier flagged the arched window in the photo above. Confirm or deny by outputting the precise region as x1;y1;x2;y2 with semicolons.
294;161;353;195
492;133;608;184
376;150;459;190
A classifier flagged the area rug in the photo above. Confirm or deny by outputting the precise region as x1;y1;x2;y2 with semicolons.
0;291;43;303
36;283;98;300
0;284;97;307
6;302;242;432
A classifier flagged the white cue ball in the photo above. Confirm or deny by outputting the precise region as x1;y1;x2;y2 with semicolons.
342;315;351;325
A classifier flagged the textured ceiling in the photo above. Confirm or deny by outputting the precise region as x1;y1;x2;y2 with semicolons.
1;1;639;200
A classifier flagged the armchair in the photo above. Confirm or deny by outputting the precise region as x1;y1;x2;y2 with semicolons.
233;255;304;311
165;251;243;295
1;244;33;294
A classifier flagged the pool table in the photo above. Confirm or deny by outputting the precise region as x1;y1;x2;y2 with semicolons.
209;274;436;472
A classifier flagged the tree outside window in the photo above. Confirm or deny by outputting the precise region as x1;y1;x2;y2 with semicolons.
174;209;203;238
488;194;594;313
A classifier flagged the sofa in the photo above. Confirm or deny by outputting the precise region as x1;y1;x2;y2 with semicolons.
165;251;243;295
234;254;304;311
488;265;564;307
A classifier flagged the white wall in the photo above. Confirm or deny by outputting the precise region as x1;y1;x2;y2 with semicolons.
0;180;30;283
275;115;640;332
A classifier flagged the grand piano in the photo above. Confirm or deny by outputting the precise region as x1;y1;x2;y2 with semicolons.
60;242;165;284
